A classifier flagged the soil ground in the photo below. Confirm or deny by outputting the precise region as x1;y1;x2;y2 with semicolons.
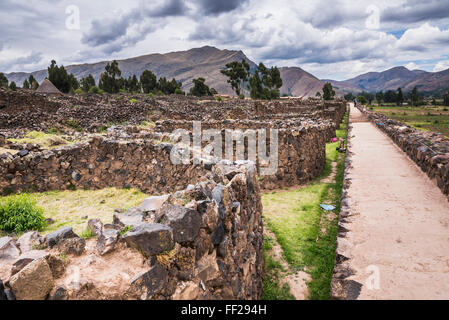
344;105;449;299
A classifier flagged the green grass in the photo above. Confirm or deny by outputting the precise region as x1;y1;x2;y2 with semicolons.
0;188;147;235
262;254;295;300
8;131;74;149
262;111;348;300
371;105;449;137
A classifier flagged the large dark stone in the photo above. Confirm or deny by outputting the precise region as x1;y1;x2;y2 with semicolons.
211;223;225;245
122;223;174;256
158;205;201;243
0;279;7;300
129;263;168;300
45;227;79;248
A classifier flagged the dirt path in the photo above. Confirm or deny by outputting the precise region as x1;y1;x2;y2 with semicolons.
341;104;449;299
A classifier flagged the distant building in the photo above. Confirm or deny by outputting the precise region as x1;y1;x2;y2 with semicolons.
35;79;63;95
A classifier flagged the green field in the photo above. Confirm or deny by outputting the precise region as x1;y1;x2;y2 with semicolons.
262;111;348;300
369;105;449;137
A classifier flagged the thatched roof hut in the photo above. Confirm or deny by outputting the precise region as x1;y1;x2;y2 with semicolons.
36;79;62;95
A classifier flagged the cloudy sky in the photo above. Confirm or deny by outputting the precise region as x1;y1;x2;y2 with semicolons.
1;0;449;80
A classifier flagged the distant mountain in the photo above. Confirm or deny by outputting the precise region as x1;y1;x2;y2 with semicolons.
5;47;333;98
6;46;257;95
326;66;449;95
279;67;325;98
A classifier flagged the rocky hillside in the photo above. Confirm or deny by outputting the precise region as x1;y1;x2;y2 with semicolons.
327;66;449;95
6;46;257;96
279;67;325;98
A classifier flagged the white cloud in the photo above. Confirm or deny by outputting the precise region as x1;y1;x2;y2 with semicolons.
1;0;449;80
433;60;449;72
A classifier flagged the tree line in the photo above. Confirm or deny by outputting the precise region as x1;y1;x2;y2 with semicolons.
342;86;449;106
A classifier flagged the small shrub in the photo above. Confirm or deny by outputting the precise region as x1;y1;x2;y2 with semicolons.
120;225;133;236
174;88;185;95
148;92;154;97
239;94;245;100
65;119;82;132
74;88;84;94
48;127;59;134
216;96;224;102
89;86;103;94
80;226;96;239
0;194;47;233
129;98;137;104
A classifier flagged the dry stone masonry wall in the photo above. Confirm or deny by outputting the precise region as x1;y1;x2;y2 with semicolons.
0;161;264;300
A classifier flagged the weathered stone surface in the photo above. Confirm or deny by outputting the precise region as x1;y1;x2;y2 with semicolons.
0;236;20;261
128;263;168;300
122;223;174;256
0;279;7;300
17;231;45;252
158;205;201;243
45;254;66;279
198;200;219;232
45;227;78;248
96;229;120;255
57;237;86;256
113;207;145;228
9;258;54;300
172;281;200;300
88;218;103;236
50;285;68;300
140;194;170;212
11;250;49;276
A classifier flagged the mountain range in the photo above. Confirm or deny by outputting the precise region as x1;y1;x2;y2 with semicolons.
326;66;449;95
5;46;449;97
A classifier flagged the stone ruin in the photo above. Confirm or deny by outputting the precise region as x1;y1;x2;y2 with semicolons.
0;89;347;300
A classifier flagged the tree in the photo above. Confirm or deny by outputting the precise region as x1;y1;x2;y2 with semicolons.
360;91;374;105
48;60;71;93
358;95;367;105
410;86;419;106
68;74;79;92
396;87;404;106
344;92;354;101
80;74;96;92
189;77;212;96
9;81;17;91
99;60;122;93
0;73;8;88
443;92;449;106
384;90;397;103
23;79;30;89
375;91;383;105
126;75;140;93
322;82;335;100
220;59;250;96
248;63;282;100
140;70;157;93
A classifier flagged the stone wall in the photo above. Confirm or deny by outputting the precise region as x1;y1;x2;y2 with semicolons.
0;119;336;193
357;106;449;198
0;135;210;195
0;161;264;300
